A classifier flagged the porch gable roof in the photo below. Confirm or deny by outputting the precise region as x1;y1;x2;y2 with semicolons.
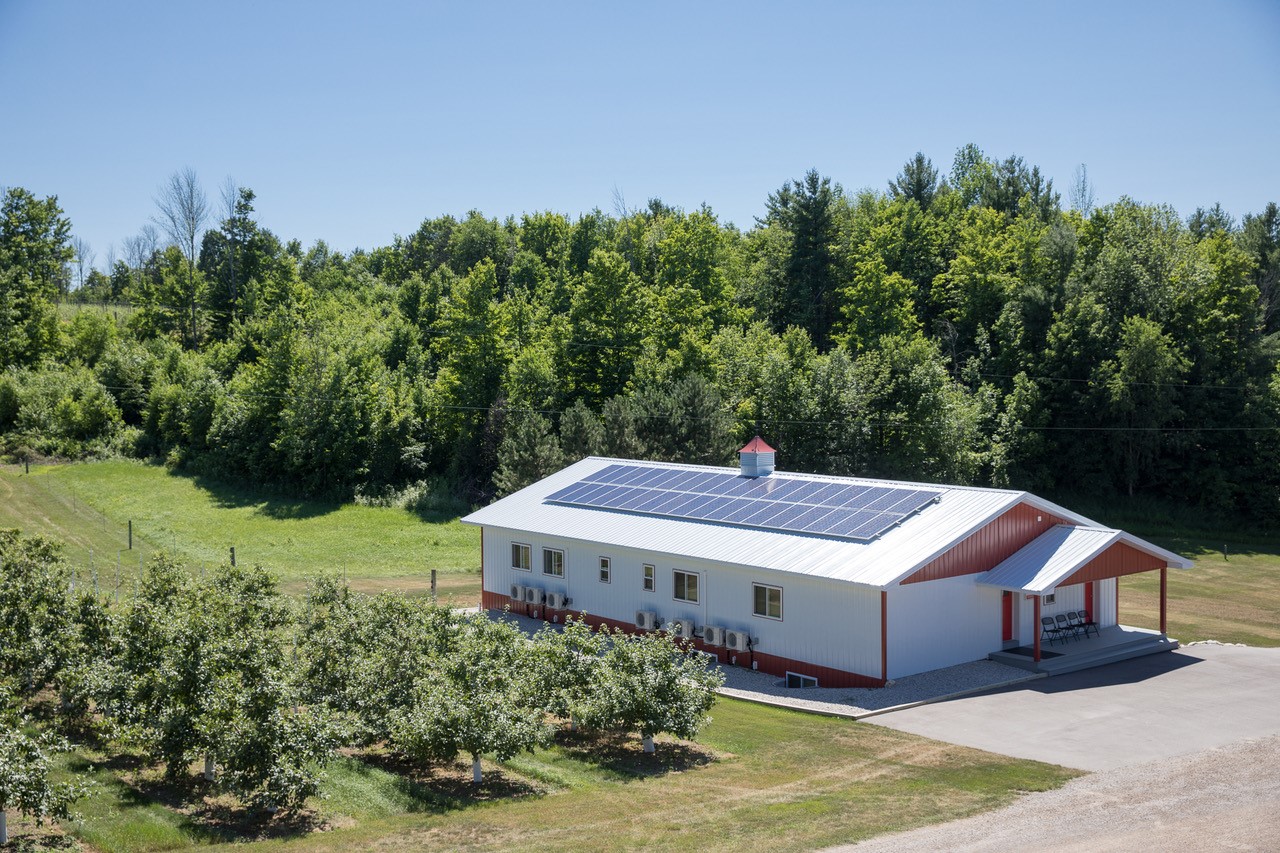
977;524;1191;594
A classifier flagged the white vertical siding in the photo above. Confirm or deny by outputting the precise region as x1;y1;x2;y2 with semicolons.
1042;583;1084;619
481;525;883;677
886;575;1003;678
1097;577;1118;627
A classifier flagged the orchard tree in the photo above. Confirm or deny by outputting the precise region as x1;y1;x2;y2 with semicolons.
579;627;723;753
297;580;459;746
0;531;78;698
389;613;548;785
111;558;334;808
529;616;605;730
0;721;91;844
0;692;91;846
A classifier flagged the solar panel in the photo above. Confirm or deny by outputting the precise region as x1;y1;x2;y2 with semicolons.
545;464;941;541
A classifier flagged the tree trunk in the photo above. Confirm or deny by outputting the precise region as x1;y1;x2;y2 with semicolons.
1;809;7;845
642;735;655;753
472;754;483;785
204;755;215;781
569;713;577;732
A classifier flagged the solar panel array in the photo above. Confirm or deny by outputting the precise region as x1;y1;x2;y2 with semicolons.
545;464;941;541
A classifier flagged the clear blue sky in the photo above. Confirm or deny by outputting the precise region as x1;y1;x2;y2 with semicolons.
2;0;1278;265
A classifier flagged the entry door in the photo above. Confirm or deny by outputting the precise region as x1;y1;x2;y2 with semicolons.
1001;591;1014;643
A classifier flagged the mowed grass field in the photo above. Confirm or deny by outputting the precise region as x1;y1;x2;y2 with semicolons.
1120;536;1280;646
32;698;1077;853
0;461;482;604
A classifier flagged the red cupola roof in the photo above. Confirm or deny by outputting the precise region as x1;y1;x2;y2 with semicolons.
739;436;775;454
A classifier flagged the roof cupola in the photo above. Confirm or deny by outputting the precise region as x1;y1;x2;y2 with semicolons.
738;436;776;478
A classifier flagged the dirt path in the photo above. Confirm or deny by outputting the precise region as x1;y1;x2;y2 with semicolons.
828;735;1280;852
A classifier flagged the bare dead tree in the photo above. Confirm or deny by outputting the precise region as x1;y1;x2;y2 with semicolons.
70;236;94;296
220;175;240;321
1069;163;1095;216
153;167;209;348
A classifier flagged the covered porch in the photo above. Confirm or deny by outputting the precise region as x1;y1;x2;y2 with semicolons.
979;524;1192;675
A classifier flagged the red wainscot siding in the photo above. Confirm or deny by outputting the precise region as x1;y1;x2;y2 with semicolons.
901;502;1068;584
481;593;885;689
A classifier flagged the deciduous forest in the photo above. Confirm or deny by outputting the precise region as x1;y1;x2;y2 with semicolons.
3;146;1278;522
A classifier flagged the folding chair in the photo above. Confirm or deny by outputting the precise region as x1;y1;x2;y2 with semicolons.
1041;616;1066;646
1076;609;1100;638
1055;613;1080;640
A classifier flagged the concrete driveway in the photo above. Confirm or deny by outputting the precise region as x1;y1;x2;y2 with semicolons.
869;644;1280;770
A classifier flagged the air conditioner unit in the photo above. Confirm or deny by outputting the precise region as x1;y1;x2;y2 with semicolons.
510;583;525;601
635;610;657;631
547;591;567;609
724;630;749;652
703;625;726;646
524;587;545;605
672;619;696;639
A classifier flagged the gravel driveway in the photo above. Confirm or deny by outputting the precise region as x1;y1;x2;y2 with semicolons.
826;735;1280;852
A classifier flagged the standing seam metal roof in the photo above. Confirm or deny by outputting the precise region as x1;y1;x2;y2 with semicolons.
461;457;1133;589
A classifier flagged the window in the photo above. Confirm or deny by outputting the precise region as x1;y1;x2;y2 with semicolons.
598;556;611;583
674;570;699;603
753;583;783;620
511;542;531;571
643;564;655;592
542;548;564;577
786;672;818;688
1044;593;1056;605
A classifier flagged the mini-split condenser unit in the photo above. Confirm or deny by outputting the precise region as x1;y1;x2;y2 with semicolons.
702;625;727;646
672;619;696;639
510;583;525;601
724;630;750;652
635;610;658;631
546;591;568;609
524;587;546;605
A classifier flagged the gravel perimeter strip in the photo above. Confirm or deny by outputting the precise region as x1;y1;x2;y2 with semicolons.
717;659;1042;717
826;735;1280;853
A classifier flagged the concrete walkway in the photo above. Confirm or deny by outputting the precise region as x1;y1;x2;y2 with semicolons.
868;644;1280;770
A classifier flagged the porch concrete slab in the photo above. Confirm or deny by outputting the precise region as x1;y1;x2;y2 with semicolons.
867;644;1280;771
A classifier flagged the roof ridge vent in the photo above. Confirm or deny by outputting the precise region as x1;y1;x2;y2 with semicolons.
739;436;775;478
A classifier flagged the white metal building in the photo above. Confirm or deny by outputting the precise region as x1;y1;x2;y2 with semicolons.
462;440;1190;686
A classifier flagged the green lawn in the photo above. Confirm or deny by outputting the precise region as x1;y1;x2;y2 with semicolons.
49;698;1077;853
1120;535;1280;646
0;461;482;604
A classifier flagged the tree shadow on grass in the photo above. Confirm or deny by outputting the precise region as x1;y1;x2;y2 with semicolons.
551;728;717;781
177;469;343;520
64;753;328;844
4;832;81;851
358;751;544;810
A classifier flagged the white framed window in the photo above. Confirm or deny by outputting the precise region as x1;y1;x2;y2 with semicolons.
643;563;655;592
673;570;699;603
1044;593;1056;605
511;542;532;572
598;556;611;583
786;672;818;688
753;583;783;620
542;548;565;577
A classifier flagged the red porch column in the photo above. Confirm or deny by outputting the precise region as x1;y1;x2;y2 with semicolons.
1160;567;1167;635
1033;594;1042;662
